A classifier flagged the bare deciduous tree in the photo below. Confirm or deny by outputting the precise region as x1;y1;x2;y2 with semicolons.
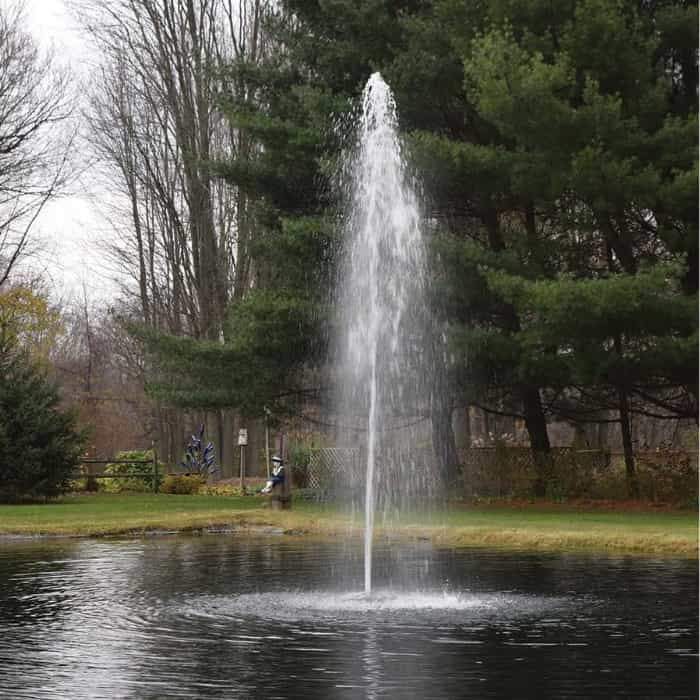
77;0;270;339
52;295;154;458
74;0;271;467
0;1;72;286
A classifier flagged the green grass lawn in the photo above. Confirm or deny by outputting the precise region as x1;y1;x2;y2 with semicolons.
0;493;262;536
401;505;698;556
0;493;696;557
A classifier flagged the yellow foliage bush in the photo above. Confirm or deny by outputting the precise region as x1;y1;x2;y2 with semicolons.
0;286;62;364
197;483;263;497
161;474;205;494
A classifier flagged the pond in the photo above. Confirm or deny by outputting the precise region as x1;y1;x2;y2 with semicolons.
0;535;696;699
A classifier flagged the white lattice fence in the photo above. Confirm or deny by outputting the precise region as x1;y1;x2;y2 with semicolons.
306;448;359;490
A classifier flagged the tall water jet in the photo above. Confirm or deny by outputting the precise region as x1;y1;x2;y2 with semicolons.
336;73;430;594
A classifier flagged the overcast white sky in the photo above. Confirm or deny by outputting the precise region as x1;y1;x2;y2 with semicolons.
19;0;117;302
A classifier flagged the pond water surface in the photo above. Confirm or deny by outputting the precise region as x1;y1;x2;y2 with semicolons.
0;535;696;699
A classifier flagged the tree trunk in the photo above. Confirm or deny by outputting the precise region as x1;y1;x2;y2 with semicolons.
618;388;638;498
431;398;460;490
479;203;553;495
452;405;471;449
613;335;638;497
521;384;551;497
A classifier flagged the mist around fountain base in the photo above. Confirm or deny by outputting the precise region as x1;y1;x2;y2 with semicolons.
181;590;570;623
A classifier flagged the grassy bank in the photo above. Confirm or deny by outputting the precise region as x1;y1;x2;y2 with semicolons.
0;493;696;557
0;493;264;536
405;505;698;557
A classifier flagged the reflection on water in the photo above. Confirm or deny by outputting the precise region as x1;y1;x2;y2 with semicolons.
0;536;696;699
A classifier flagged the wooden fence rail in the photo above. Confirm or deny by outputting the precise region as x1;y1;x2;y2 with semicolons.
73;454;160;493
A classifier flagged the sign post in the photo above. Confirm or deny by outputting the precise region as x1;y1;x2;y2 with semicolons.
238;428;248;494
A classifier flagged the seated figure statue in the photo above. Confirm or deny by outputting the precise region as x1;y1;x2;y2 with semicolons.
261;455;285;494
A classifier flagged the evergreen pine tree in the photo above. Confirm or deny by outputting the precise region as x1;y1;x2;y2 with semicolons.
138;0;697;496
0;340;86;502
393;0;697;493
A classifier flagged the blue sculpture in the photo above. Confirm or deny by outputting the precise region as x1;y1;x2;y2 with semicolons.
181;424;218;476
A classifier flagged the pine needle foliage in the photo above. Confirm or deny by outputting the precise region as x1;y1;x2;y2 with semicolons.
0;340;86;502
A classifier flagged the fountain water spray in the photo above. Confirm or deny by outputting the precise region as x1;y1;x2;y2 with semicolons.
336;73;429;594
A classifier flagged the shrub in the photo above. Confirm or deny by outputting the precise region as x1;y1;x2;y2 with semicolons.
0;343;86;502
635;449;698;506
161;474;205;494
67;468;98;493
461;445;697;505
288;435;320;489
461;445;537;499
102;450;161;493
587;460;633;501
197;483;251;497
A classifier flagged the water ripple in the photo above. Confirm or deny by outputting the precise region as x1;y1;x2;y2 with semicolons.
0;537;696;699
